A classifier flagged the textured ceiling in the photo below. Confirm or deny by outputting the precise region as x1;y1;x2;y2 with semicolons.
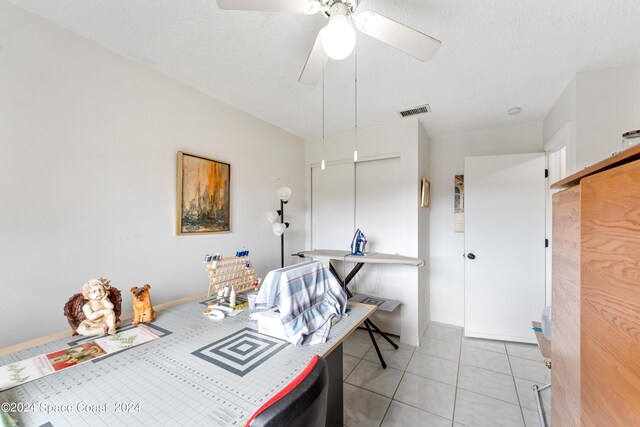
8;0;640;138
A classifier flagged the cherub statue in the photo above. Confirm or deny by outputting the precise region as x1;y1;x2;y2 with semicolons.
75;278;118;336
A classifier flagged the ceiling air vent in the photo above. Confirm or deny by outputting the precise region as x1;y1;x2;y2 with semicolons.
398;104;431;118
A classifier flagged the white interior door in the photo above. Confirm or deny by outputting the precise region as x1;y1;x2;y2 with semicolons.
464;153;546;343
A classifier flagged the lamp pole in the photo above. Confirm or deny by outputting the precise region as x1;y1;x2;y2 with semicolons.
270;187;290;269
280;199;285;268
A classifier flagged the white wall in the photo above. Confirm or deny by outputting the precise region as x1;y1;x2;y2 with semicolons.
543;78;577;174
635;63;640;130
417;124;431;337
544;61;640;174
305;119;427;346
0;2;305;348
429;122;544;326
575;63;640;169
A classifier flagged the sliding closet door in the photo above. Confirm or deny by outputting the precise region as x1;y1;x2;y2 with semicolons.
354;157;404;253
354;157;410;335
310;163;354;250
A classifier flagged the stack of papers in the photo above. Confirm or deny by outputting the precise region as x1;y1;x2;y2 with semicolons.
0;325;159;391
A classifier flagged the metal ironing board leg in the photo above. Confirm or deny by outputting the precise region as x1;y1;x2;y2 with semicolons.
364;320;386;369
363;318;398;349
533;383;550;427
328;262;398;369
328;262;359;300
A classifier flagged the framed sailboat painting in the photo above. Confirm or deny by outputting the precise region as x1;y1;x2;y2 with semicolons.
176;152;231;235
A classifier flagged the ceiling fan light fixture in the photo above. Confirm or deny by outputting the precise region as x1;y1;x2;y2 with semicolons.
354;10;373;32
322;4;356;60
303;0;323;14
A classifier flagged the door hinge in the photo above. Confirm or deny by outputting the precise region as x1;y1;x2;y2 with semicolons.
545;239;549;248
545;169;549;178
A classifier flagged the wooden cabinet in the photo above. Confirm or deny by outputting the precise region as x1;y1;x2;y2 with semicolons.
551;186;581;426
551;146;640;426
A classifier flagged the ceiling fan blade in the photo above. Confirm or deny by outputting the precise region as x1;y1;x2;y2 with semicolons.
299;28;329;85
354;10;441;62
216;0;321;14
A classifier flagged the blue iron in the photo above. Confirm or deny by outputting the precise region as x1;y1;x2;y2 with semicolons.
350;229;367;256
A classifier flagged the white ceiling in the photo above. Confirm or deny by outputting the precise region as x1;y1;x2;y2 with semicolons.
9;0;640;138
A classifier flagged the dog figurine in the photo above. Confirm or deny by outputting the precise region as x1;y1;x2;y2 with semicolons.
130;284;156;324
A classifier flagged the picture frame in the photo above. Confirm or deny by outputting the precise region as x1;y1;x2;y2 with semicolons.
420;178;431;208
454;174;464;232
176;152;231;235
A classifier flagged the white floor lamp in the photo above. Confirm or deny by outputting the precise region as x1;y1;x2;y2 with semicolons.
266;187;291;268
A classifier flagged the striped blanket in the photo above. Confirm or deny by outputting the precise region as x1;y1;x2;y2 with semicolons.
256;261;348;346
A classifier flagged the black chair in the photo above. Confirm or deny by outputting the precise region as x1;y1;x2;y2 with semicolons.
246;355;328;427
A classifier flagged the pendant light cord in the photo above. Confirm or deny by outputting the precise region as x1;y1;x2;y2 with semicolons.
322;52;326;168
354;42;358;162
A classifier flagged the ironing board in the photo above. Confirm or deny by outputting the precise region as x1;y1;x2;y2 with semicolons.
296;250;424;267
295;250;424;369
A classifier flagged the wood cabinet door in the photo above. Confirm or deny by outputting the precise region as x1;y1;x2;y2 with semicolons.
580;159;640;426
551;186;581;427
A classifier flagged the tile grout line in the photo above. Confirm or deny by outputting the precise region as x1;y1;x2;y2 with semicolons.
456;362;511;376
453;344;534;407
345;336;411;426
455;385;525;408
451;330;464;427
505;345;528;426
345;382;390;401
383;326;456;425
343;325;467;426
345;329;544;426
414;338;462;364
344;356;365;383
347;379;453;425
377;353;409;426
350;332;453;427
463;343;509;355
406;340;462;388
454;344;515;376
402;371;458;388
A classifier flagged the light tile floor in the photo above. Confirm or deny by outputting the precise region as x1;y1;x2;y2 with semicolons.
343;322;551;427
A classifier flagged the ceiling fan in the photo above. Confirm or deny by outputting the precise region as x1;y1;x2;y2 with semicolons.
216;0;442;85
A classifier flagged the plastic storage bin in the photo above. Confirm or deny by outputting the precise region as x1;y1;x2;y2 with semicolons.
541;306;552;340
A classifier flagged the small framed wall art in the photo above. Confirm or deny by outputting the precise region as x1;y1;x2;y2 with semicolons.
420;178;431;208
176;152;230;235
454;174;464;232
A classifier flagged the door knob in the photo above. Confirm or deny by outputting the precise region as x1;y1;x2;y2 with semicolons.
467;253;476;260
